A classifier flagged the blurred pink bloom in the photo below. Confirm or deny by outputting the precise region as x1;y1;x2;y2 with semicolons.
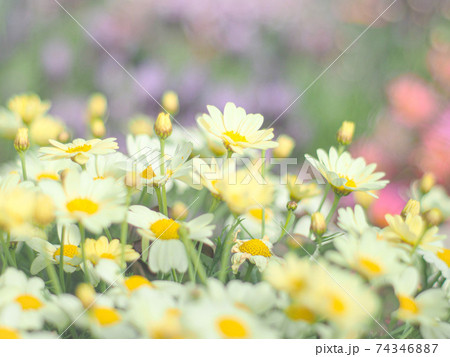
368;184;407;227
387;75;438;127
427;49;450;93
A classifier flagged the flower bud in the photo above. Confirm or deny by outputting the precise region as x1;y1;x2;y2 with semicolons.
286;201;298;211
90;118;106;138
14;128;30;153
30;116;64;146
58;131;70;143
124;171;142;190
273;135;295;158
401;199;420;218
129;115;153;136
33;193;55;226
171;201;189;220
87;93;107;119
419;172;435;194
72;153;89;166
154;112;173;139
337;121;355;146
311;212;327;236
8;93;50;124
162;90;179;115
76;283;96;308
423;208;443;227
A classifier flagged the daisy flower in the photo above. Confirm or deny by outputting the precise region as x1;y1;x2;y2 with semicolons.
27;224;82;274
327;230;408;282
337;204;372;237
231;235;279;273
422;248;450;280
128;205;215;273
286;174;321;202
84;236;139;266
305;147;389;197
25;153;78;182
238;206;282;242
7;93;50;124
197;102;278;154
182;300;277;338
381;213;445;252
39;137;119;165
39;170;127;234
85;152;127;181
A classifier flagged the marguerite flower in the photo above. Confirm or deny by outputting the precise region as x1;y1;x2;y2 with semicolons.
84;236;139;266
25;153;78;182
231;234;279;273
39;170;127;234
305;147;388;197
337;204;372;237
422;248;450;280
27;224;82;274
7;93;50;124
39;137;119;165
197;102;278;154
128;205;215;273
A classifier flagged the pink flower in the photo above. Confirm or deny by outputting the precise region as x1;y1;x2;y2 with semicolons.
368;184;407;227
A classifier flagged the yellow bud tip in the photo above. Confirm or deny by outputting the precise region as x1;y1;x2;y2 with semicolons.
154;112;173;139
423;208;443;227
311;212;327;236
419;172;435;194
88;93;107;119
90;118;106;138
161;90;179;115
76;283;96;308
337;121;355;145
401;199;421;218
129;115;153;136
14;127;30;152
171;201;189;220
273;135;295;158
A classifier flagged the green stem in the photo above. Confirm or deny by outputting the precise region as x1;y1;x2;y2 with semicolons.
0;234;14;267
226;150;233;159
261;150;267;237
138;186;147;205
46;263;62;295
208;196;220;213
179;227;207;284
79;223;90;283
121;190;132;270
171;268;178;282
219;219;240;283
278;210;293;241
104;227;113;241
59;227;65;292
325;194;340;224
159;138;168;216
155;187;164;214
19;152;27;181
318;184;330;212
244;264;254;282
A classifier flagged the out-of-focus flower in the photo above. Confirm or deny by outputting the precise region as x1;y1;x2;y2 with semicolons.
29;115;65;146
84;236;139;266
198;102;278;154
419;172;436;194
87;93;107;120
161;91;179;115
337;205;371;236
39;137;119;165
128;115;153;136
128;206;214;273
8;94;50;124
273;134;295;158
387;75;438;127
305;147;388;197
367;184;406;227
286;175;321;202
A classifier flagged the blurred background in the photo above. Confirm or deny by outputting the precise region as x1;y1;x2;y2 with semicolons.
0;0;449;221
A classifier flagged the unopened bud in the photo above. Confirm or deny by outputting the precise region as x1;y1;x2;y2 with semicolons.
162;91;179;115
87;93;107;119
273;135;295;158
419;172;435;194
311;212;327;236
154;112;173;139
58;131;70;143
14;128;30;152
286;201;298;211
171;201;188;220
33;193;55;226
124;171;142;190
337;121;355;146
423;208;443;227
129;115;153;136
76;283;96;308
401;199;420;218
90;118;106;138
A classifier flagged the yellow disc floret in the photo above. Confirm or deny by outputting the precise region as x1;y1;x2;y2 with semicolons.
150;219;180;240
66;198;99;215
239;239;272;257
215;316;249;339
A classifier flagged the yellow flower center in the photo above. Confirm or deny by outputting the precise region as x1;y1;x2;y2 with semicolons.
53;244;79;260
333;175;357;196
398;295;419;314
216;316;249;338
239;239;272;257
66;198;99;215
15;294;43;310
36;172;59;181
223;131;247;143
124;276;153;292
285;304;315;323
248;208;272;222
150;219;180;240
331;296;346;314
93;176;105;180
66;144;92;153
141;165;156;180
437;249;450;268
92;307;121;326
358;257;383;275
100;253;116;260
0;327;21;339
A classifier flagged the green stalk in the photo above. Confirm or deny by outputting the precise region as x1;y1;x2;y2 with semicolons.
244;264;254;282
219;219;240;283
79;223;90;283
155;187;164;214
179;226;207;284
159;138;168;216
59;226;65;292
317;184;330;212
325;193;340;224
46;263;62;295
19;152;27;181
120;190;132;270
261;150;267;237
278;209;293;241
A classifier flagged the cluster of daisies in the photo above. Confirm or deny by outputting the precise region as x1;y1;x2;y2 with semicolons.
0;93;449;339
